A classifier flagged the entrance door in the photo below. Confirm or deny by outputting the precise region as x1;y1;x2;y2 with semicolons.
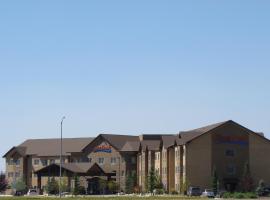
87;177;100;195
224;179;238;192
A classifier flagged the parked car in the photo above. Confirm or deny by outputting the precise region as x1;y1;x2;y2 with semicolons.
201;189;215;198
257;187;270;196
27;189;38;196
187;186;201;196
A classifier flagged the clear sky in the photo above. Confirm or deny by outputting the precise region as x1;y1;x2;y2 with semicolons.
0;1;270;171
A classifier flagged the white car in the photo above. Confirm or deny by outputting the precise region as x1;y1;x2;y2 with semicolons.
201;189;215;198
27;189;38;196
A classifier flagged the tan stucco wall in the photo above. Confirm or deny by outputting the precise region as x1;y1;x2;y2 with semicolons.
186;132;212;189
249;133;270;185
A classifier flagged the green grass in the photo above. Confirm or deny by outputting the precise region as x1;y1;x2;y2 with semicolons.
0;196;203;200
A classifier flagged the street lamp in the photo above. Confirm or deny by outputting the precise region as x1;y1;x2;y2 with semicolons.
59;116;65;198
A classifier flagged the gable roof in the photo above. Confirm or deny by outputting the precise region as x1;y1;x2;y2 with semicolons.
120;141;140;152
97;134;139;150
4;137;94;157
179;120;229;144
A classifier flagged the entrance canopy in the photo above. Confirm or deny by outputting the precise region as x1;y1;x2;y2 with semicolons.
35;163;116;177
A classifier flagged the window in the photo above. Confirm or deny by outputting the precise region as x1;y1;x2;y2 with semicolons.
14;159;20;165
8;159;13;165
155;153;160;160
226;164;236;175
34;159;39;165
225;149;235;157
122;157;125;163
15;172;20;177
41;160;48;166
98;157;104;165
131;157;136;164
8;172;14;178
111;157;117;164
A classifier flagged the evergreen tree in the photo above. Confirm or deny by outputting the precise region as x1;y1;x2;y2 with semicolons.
108;180;118;194
212;167;218;195
45;177;59;195
241;163;254;192
148;167;157;193
125;172;136;194
72;174;80;195
12;178;27;193
0;172;8;193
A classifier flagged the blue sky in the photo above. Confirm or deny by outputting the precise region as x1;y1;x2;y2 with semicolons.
0;1;270;171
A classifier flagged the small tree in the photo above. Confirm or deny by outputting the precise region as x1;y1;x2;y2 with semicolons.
148;167;157;193
45;177;59;195
99;179;107;194
241;163;254;192
180;179;190;195
0;172;8;193
125;172;137;194
108;180;118;194
256;179;265;196
212;167;218;195
12;178;27;193
72;174;80;195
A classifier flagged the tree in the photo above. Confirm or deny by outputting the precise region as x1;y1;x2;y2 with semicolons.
180;179;190;195
241;163;254;192
108;180;118;194
0;172;8;193
99;179;107;194
72;174;80;195
256;179;265;196
126;172;137;194
12;178;27;193
148;167;158;193
59;171;70;193
45;177;59;195
212;167;218;195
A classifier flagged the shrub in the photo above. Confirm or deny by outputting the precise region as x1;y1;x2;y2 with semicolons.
171;190;178;195
234;192;245;199
222;192;257;199
222;192;233;198
245;192;257;199
155;188;165;194
0;172;8;193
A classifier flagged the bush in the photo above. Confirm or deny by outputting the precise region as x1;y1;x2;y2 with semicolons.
171;190;178;195
77;186;86;195
245;192;257;199
155;188;165;194
223;192;257;199
0;172;8;193
234;192;245;199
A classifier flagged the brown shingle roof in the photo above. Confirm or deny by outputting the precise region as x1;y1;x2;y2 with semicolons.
100;134;139;150
120;141;140;152
17;137;94;156
179;121;229;143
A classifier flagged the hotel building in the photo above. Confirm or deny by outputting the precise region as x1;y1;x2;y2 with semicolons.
3;120;270;194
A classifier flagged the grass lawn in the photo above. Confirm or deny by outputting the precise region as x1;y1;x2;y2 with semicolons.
0;196;204;200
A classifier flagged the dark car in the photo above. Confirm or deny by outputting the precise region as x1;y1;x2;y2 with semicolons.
187;186;201;196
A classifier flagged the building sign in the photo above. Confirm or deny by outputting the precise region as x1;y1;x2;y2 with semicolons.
94;143;112;153
216;135;248;146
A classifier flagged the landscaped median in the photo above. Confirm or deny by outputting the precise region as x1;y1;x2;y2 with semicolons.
0;195;208;200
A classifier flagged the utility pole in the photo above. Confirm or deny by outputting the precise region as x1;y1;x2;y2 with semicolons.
59;116;65;198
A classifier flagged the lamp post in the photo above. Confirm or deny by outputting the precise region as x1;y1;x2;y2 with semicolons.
59;116;65;198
